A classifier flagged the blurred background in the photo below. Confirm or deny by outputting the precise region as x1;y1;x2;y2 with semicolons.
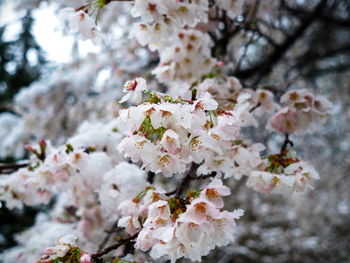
0;0;349;262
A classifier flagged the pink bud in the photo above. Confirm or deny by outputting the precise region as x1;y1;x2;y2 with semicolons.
25;144;37;154
80;253;92;263
216;61;224;67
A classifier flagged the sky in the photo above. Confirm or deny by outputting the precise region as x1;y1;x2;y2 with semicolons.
0;1;99;63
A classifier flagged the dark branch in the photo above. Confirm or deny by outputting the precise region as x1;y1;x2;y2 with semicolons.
91;233;138;262
233;0;328;81
0;162;30;174
175;163;199;197
147;171;155;184
280;133;294;155
165;163;216;197
249;102;261;113
97;221;119;252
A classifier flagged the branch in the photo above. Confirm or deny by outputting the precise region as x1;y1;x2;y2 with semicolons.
97;221;119;252
165;163;216;197
0;105;20;116
249;102;261;113
280;133;293;155
0;162;30;174
191;173;217;180
233;0;328;81
175;163;199;196
303;63;350;77
91;233;138;262
283;1;350;28
147;171;155;184
289;45;350;77
298;44;350;63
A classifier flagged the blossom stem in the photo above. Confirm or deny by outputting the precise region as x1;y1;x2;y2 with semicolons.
249;102;261;113
280;133;294;155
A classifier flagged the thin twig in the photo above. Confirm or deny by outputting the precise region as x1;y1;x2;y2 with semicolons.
175;163;199;197
166;164;217;197
147;171;155;184
165;188;177;196
234;0;328;81
97;221;119;252
91;233;138;262
280;133;294;155
190;172;217;180
249;102;261;113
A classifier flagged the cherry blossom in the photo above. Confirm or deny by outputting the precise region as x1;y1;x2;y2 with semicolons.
59;8;100;40
247;152;320;194
268;89;332;134
118;179;243;262
0;1;334;262
120;77;148;104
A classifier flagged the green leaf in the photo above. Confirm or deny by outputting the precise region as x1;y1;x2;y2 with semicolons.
65;144;74;154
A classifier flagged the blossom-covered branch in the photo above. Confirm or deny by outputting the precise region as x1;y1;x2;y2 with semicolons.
0;0;337;262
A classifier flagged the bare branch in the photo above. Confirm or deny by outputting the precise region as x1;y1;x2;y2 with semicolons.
0;162;30;174
233;0;328;82
91;233;138;262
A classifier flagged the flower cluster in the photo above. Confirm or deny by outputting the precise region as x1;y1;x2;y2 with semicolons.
195;76;279;122
0;217;75;263
0;119;123;209
0;1;335;262
130;0;208;52
247;151;320;194
268;89;332;134
118;179;244;262
198;139;265;180
118;78;259;177
153;29;216;84
59;8;100;40
36;234;91;263
0;144;112;209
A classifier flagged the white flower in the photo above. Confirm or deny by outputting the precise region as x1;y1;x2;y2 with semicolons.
120;77;148;104
144;152;187;177
246;171;276;194
131;0;169;22
118;180;243;263
152;29;216;84
59;8;100;40
268;107;299;134
118;134;156;163
253;89;279;115
210;112;239;140
192;92;218;111
200;178;231;208
247;160;320;194
36;234;78;262
159;129;181;154
269;90;332;134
